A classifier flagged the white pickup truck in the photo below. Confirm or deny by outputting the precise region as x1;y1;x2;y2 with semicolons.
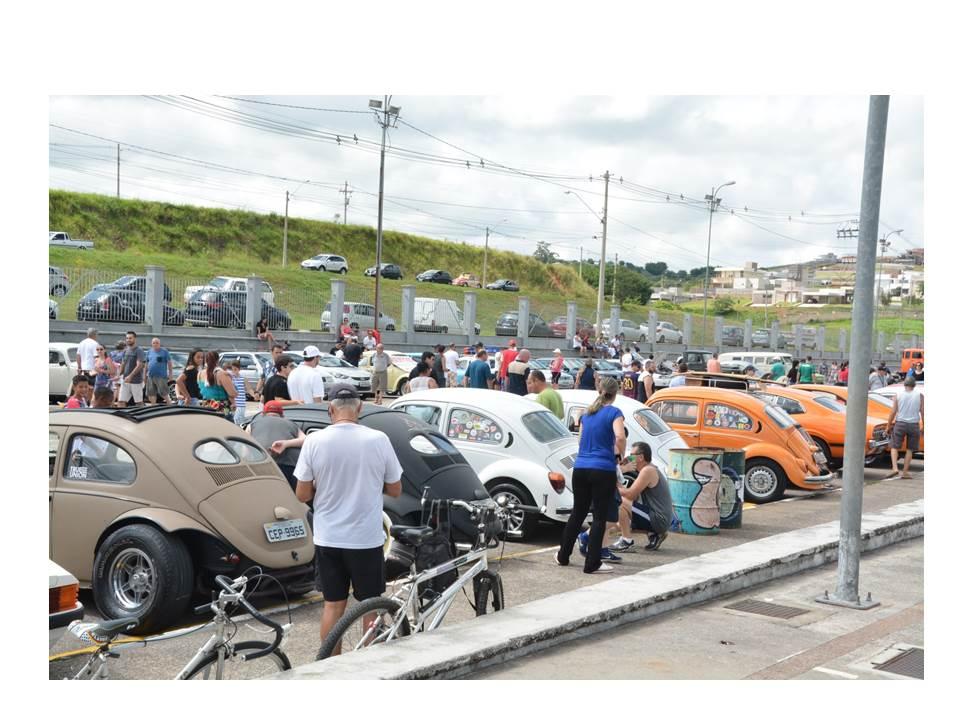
49;231;94;249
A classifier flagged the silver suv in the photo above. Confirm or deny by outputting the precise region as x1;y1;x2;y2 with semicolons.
49;266;71;297
321;301;397;332
301;254;349;273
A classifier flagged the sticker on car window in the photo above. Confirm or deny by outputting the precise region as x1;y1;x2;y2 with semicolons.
69;465;87;479
447;409;502;445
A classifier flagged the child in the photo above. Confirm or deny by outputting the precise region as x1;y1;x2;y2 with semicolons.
226;360;249;426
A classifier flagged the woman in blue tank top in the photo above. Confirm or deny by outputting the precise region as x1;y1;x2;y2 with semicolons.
575;358;596;390
556;376;626;573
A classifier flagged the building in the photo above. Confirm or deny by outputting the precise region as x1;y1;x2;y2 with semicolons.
800;287;854;305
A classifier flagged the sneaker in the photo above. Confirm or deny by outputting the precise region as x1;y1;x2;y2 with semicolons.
645;532;668;551
577;530;589;557
610;537;635;553
585;562;614;574
600;548;622;563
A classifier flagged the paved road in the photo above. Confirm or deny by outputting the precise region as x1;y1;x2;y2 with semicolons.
49;462;921;679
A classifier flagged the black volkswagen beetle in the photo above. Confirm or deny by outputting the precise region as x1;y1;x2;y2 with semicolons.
248;403;499;545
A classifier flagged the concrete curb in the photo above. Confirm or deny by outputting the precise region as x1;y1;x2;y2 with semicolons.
274;499;923;680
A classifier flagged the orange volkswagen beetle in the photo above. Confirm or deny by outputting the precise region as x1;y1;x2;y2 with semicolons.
647;386;833;503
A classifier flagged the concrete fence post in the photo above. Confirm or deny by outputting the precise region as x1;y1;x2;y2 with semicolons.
714;316;724;350
793;323;803;357
648;310;658;347
330;280;346;337
838;328;847;355
682;313;692;348
609;305;621;338
246;276;263;334
518;296;530;344
144;265;164;334
744;318;753;350
770;320;780;351
400;284;416;341
464;291;477;344
566;301;577;345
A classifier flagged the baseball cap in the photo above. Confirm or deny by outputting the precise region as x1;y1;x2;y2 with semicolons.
303;345;321;359
327;383;360;400
509;339;517;347
263;400;285;415
904;376;917;387
553;348;562;354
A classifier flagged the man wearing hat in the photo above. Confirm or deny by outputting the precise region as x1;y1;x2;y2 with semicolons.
248;401;305;491
886;375;924;479
294;384;402;654
288;346;326;403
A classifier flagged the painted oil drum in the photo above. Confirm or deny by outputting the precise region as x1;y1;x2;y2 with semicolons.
719;449;745;529
667;448;722;534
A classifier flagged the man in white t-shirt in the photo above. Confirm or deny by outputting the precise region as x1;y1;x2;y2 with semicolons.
621;349;634;372
77;328;99;376
287;345;326;403
294;384;402;653
443;343;460;388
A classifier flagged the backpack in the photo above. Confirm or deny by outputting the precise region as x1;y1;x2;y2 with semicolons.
415;499;459;602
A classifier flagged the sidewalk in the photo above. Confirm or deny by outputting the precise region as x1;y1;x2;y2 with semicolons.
471;537;923;680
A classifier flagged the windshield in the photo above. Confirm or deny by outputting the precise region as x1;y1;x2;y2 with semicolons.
595;360;620;371
813;396;846;413
869;392;894;408
633;408;671;436
522;411;571;443
391;355;416;370
207;277;229;289
764;404;793;429
317;356;351;368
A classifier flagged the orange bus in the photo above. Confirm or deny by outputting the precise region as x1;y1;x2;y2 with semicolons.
900;348;924;374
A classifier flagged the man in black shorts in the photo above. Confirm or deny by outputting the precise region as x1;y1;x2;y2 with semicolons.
294;384;402;655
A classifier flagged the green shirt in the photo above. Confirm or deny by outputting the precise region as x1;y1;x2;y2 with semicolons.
770;361;785;380
535;388;565;420
798;362;814;383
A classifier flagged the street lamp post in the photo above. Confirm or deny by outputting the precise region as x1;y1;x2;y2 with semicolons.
369;96;401;332
702;180;736;346
564;176;610;340
873;228;902;354
282;180;311;267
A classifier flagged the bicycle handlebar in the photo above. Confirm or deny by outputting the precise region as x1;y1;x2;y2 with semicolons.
200;575;285;661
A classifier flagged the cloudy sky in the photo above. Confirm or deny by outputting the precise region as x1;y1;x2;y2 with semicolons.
48;95;923;271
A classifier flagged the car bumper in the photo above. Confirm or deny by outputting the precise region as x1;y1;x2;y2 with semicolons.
49;601;84;648
868;439;889;449
803;471;835;485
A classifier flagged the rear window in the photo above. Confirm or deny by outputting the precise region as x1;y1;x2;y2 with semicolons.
813;396;845;413
633;408;671;436
522;411;570;443
194;439;267;464
869;392;894;408
764;405;793;429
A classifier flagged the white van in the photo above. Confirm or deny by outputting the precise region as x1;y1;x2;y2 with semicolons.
414;297;481;335
719;351;793;375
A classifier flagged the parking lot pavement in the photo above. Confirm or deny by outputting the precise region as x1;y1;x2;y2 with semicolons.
48;463;922;679
471;537;924;680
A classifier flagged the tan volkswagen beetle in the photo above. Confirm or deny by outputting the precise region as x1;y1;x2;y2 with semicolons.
49;406;315;633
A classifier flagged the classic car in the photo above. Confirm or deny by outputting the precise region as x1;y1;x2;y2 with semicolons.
357;350;418;395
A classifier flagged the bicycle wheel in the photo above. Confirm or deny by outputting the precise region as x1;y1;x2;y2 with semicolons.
317;597;411;660
474;570;505;616
182;641;291;679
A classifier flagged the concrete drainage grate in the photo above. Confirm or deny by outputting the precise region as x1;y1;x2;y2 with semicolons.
875;647;923;679
724;599;810;620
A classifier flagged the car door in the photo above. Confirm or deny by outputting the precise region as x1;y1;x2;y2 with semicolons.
649;398;701;446
700;400;756;451
50;348;74;396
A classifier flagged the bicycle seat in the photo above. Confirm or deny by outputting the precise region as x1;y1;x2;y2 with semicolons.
389;525;435;546
94;617;140;639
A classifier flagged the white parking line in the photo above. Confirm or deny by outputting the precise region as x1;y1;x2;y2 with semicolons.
813;666;859;679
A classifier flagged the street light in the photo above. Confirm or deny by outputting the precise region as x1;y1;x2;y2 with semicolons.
873;228;903;352
482;219;509;289
702;180;736;346
564;188;607;338
370;96;401;332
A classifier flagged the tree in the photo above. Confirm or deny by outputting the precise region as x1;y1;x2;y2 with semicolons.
712;296;736;315
644;261;668;276
533;241;558;264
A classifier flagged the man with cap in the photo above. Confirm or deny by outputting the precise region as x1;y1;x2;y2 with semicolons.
288;346;326;403
248;401;306;491
294;384;402;655
886;375;924;479
549;348;565;389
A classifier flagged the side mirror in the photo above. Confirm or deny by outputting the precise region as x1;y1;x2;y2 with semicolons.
59;360;67;367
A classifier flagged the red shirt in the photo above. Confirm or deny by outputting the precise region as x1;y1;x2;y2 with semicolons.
65;396;87;409
500;348;518;378
371;328;382;345
838;368;849;383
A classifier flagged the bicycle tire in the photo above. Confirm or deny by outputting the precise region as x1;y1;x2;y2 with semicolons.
182;640;291;680
317;597;411;660
474;570;505;616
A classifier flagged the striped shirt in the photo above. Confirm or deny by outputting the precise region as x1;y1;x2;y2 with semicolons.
231;374;247;408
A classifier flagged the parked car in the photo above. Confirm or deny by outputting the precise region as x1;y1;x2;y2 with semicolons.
486;279;519;292
528;358;575;389
719;351;794;376
414;297;480;334
357;350;418;395
721;326;744;347
243;403;497;546
364;263;403;279
750;328;787;348
77;288;184;327
49;560;84;650
321;301;397;332
647;386;833;503
312;353;373;398
393;389;577;540
495;311;553;337
655;321;683;344
49;343;79;401
416;269;453;284
301;253;348;273
184;290;291;330
49;230;93;249
97;275;173;303
219;351;273;385
49;266;71;297
898;348;925;374
750;384;889;468
676;350;710;372
560;357;624;384
602;318;649;342
550;315;594;339
48;406;315;633
49;299;59;320
452;273;481;288
555;390;688;473
182;276;276;305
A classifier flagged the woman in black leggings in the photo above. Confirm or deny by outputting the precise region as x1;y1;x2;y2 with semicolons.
556;376;627;574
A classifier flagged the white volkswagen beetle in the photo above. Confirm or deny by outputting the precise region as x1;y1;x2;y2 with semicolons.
553;390;689;473
392;388;577;540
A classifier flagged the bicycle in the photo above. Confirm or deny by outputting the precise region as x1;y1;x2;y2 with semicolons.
67;572;292;680
316;490;545;659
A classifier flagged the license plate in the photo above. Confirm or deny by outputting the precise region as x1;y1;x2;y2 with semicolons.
814;451;827;464
263;519;306;543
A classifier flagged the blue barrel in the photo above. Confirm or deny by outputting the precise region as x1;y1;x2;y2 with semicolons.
667;448;722;535
719;449;745;529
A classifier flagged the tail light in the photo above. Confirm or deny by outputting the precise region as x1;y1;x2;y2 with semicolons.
100;299;110;311
548;472;566;493
209;302;223;309
50;582;79;613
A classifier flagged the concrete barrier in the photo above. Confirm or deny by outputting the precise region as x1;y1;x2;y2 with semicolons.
274;500;922;680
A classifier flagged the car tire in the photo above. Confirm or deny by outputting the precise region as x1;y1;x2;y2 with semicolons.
658;335;666;343
812;437;836;469
339;268;347;274
440;326;448;334
385;324;395;331
678;335;683;344
395;378;409;396
486;480;538;541
51;285;68;297
743;459;787;504
92;524;194;634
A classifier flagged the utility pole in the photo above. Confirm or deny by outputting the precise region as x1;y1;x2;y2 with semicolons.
595;171;610;339
482;227;490;289
116;144;120;198
818;95;889;611
579;246;583;280
282;190;289;267
370;96;401;332
339;181;352;225
612;252;618;305
702;180;736;346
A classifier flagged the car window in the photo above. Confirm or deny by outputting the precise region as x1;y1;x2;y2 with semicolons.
763;404;793;429
633;408;671;436
869;392;894;408
813;396;845;413
402;404;441;428
226;439;267;463
65;434;136;484
49;350;60;365
653;400;699;425
522;411;570;443
447;408;503;444
49;430;60;476
194;440;240;464
566;406;586;433
704;403;754;430
755;393;804;414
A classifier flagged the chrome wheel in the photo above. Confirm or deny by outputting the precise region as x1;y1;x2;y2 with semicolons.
110;548;156;611
496;490;526;536
745;466;777;501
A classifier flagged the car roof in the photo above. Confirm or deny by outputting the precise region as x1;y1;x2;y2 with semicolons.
49;342;78;351
556;389;658;413
399;388;545;417
650;385;771;410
